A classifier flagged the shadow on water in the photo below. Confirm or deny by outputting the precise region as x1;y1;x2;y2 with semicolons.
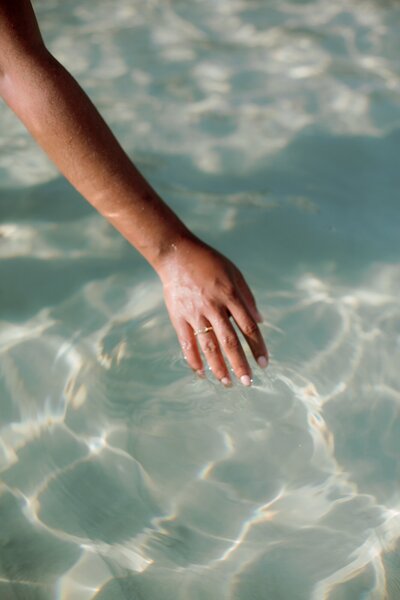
2;125;399;319
150;124;400;283
0;177;92;223
0;178;151;320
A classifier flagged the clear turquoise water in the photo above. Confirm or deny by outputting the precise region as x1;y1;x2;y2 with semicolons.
1;0;400;598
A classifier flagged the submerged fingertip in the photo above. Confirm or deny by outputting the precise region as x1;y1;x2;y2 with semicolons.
240;374;252;387
257;355;268;369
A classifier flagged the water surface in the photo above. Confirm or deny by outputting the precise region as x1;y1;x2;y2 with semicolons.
1;0;400;598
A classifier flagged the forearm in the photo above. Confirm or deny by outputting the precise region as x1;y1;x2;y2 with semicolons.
0;49;192;271
0;0;268;383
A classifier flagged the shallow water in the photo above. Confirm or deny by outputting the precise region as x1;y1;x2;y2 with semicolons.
1;0;400;598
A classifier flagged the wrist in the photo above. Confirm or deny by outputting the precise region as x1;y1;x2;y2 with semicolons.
152;232;203;282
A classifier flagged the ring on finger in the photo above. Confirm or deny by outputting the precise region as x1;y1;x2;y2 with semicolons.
193;326;214;336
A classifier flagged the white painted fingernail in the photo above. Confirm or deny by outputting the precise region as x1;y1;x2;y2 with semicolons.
221;377;231;387
257;355;268;368
240;375;252;387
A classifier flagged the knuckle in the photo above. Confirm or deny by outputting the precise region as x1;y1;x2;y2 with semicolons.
180;339;193;353
204;300;217;312
203;339;218;354
226;287;239;303
222;334;240;351
242;320;258;337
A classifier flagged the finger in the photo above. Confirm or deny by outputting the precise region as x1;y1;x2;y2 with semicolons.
228;301;269;369
193;321;231;385
175;320;204;375
210;313;253;386
237;273;263;323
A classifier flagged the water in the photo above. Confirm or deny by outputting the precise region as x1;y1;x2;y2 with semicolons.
1;0;400;598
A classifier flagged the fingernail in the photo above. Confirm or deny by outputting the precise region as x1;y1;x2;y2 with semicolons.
221;377;231;387
240;374;252;387
196;370;205;378
257;355;268;369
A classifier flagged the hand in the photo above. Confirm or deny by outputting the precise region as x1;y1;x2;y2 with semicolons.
157;237;268;386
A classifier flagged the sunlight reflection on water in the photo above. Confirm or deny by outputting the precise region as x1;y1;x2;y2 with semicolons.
1;0;400;598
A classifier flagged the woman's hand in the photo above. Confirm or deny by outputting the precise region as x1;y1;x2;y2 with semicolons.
0;3;267;387
157;237;268;386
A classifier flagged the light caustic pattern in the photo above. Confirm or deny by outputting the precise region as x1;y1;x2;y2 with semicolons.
1;0;400;598
1;264;400;599
1;0;400;188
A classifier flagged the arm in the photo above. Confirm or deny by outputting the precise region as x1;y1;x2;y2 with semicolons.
0;0;268;385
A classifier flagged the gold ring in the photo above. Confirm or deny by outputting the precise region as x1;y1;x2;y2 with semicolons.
194;326;214;336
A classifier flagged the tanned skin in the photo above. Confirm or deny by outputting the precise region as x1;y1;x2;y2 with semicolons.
0;0;268;386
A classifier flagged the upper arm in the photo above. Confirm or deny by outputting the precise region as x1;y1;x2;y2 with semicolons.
0;0;46;75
